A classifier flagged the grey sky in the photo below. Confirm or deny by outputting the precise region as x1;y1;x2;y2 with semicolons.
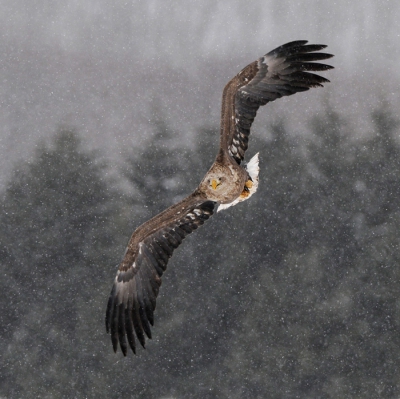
1;0;399;187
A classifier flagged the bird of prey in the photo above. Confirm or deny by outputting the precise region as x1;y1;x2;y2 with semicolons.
106;40;334;355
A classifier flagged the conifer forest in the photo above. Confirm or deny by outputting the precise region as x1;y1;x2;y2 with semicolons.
2;107;400;397
1;1;400;398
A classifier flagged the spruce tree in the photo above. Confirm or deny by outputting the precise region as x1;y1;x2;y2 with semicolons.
0;128;120;397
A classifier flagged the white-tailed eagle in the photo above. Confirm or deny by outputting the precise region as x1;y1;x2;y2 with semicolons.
106;41;334;355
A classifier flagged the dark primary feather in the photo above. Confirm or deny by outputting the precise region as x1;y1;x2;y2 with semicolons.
106;200;215;355
229;40;334;164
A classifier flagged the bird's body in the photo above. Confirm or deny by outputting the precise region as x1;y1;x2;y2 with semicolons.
106;41;334;355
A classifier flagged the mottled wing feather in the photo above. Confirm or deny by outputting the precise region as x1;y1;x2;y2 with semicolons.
106;197;215;355
222;40;334;164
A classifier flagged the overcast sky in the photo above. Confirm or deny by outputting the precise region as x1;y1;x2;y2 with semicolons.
1;0;399;187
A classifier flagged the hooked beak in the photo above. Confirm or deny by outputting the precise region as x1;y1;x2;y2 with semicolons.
211;179;218;190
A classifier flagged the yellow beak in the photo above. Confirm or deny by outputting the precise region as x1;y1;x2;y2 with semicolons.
211;179;218;190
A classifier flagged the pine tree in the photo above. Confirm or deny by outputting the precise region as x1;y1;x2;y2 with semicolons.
0;128;120;397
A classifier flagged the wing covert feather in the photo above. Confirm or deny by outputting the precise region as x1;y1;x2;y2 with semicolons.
105;196;215;355
220;40;334;164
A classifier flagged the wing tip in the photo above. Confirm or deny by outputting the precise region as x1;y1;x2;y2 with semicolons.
267;41;334;60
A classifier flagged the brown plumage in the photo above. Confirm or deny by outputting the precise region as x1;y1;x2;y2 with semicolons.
105;40;334;355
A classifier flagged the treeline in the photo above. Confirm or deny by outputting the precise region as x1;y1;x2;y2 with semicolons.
1;107;399;398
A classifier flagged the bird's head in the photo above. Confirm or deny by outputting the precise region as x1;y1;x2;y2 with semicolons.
199;169;231;201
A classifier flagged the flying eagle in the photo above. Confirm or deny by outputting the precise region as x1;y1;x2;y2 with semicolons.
106;40;333;355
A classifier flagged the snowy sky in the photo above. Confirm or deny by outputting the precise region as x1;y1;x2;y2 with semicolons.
1;0;399;187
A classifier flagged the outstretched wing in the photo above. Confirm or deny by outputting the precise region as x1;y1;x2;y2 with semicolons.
220;40;334;164
106;193;215;355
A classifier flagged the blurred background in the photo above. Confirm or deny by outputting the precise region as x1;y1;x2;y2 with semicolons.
1;1;400;398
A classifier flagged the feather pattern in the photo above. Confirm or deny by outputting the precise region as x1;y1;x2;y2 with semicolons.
106;198;215;355
106;40;333;355
220;40;333;164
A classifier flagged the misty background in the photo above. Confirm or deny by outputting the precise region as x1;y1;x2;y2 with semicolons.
1;0;400;189
1;1;400;398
